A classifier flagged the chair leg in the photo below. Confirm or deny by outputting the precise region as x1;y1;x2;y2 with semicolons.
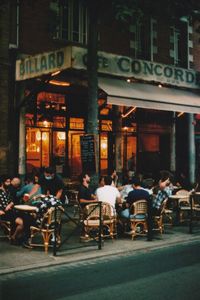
42;231;51;253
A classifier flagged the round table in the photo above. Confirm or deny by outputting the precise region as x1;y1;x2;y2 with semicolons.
14;205;37;212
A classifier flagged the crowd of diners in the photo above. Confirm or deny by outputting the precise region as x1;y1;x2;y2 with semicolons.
0;166;198;248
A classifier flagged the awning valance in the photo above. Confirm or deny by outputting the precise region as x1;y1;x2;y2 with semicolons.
98;77;200;114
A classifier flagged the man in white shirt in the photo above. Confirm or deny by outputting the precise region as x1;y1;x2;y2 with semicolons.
96;176;122;215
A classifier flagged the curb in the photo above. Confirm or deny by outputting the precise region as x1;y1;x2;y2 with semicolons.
1;234;199;276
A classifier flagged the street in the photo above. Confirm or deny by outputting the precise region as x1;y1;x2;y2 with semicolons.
0;241;200;300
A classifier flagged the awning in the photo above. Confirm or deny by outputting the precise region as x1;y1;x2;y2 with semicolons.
98;77;200;114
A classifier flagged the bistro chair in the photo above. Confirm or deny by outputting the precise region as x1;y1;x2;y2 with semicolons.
129;200;148;240
153;198;172;234
0;220;11;240
82;202;117;241
176;189;191;223
29;206;64;253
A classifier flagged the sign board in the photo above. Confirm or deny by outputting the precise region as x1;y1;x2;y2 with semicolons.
16;45;200;89
15;47;72;81
80;135;96;173
72;46;200;89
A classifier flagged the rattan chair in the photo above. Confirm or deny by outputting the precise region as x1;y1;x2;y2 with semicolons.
129;200;148;240
176;189;191;223
153;198;172;234
30;206;64;253
82;202;117;241
0;220;11;240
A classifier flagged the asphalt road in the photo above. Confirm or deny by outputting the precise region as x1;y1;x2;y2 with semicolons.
0;241;200;300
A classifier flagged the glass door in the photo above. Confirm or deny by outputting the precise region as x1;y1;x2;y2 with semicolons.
26;127;50;172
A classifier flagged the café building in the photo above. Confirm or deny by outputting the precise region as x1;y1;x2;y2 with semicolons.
16;46;200;181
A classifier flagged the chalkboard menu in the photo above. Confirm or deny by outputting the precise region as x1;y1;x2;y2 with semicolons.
80;135;96;173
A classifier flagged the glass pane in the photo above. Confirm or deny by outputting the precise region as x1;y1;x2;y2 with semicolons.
53;131;66;174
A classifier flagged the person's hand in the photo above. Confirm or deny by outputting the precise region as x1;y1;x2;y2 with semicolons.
0;210;5;216
5;203;13;211
23;193;30;202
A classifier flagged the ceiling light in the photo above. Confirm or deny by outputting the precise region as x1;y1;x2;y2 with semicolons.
49;80;70;87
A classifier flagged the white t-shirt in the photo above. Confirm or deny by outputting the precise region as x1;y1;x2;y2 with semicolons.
96;185;121;215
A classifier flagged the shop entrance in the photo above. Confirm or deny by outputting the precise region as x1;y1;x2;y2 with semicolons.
26;127;66;174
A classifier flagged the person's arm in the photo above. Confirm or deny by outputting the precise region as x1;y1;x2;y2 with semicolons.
29;184;40;197
79;198;97;203
55;189;63;200
5;201;14;211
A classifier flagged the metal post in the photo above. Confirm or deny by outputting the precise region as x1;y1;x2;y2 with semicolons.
189;192;194;234
147;196;153;241
53;205;57;256
98;202;102;250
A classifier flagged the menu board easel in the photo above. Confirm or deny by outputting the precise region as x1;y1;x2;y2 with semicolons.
80;134;96;173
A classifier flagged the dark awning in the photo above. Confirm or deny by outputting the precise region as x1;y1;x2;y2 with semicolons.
98;77;200;114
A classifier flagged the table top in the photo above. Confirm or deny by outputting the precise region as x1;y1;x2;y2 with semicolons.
169;194;189;199
14;205;37;212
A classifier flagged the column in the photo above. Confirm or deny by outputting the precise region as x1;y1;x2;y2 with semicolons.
18;106;26;179
170;112;176;172
188;114;195;184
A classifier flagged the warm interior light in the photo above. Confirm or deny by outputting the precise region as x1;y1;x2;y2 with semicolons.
51;70;61;76
101;142;107;150
42;132;48;141
43;120;49;127
158;84;162;88
36;131;41;141
49;80;70;87
122;107;136;118
127;78;131;83
57;132;66;140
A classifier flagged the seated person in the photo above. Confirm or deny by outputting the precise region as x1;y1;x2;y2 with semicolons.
120;176;150;219
78;172;97;207
29;166;64;201
21;194;63;248
0;176;24;244
152;175;173;216
17;173;42;203
96;175;122;216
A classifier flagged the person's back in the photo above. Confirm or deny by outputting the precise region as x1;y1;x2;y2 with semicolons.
120;176;149;219
96;176;121;215
127;188;149;206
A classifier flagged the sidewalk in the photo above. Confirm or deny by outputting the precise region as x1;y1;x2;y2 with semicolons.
1;225;200;276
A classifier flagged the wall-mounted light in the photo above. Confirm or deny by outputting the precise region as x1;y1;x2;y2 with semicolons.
177;112;184;118
51;70;61;76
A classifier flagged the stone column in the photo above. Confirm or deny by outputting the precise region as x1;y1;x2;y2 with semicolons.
188;114;195;184
170;112;176;172
18;106;26;178
112;106;123;184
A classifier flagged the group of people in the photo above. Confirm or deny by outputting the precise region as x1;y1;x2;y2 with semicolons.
77;169;180;235
0;165;194;246
0;167;65;248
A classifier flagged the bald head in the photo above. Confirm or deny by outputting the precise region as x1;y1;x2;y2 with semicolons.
11;177;21;188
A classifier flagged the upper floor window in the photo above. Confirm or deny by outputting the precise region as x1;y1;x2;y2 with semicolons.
9;0;19;49
170;21;189;68
130;17;157;61
50;0;88;44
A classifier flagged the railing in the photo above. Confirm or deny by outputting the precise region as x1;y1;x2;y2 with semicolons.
53;201;103;256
